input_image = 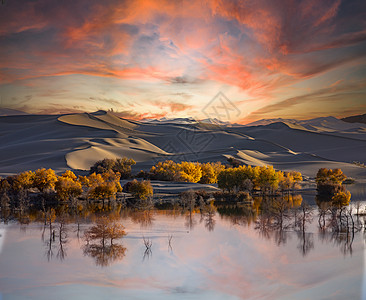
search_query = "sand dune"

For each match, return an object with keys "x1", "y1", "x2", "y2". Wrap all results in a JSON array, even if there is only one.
[{"x1": 0, "y1": 111, "x2": 365, "y2": 180}]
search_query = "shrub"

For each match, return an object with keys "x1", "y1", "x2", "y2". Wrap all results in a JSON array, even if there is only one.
[
  {"x1": 128, "y1": 179, "x2": 153, "y2": 200},
  {"x1": 122, "y1": 181, "x2": 133, "y2": 193},
  {"x1": 90, "y1": 157, "x2": 136, "y2": 178}
]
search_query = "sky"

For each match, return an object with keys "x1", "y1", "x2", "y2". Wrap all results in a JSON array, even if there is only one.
[{"x1": 0, "y1": 0, "x2": 365, "y2": 123}]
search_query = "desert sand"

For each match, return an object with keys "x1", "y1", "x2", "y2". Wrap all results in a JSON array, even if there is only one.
[{"x1": 0, "y1": 110, "x2": 366, "y2": 180}]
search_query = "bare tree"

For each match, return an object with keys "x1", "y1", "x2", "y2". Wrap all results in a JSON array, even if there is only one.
[
  {"x1": 168, "y1": 234, "x2": 173, "y2": 252},
  {"x1": 143, "y1": 236, "x2": 152, "y2": 261}
]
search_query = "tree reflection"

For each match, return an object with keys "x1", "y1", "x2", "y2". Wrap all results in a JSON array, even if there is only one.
[
  {"x1": 180, "y1": 190, "x2": 198, "y2": 231},
  {"x1": 43, "y1": 208, "x2": 56, "y2": 261},
  {"x1": 200, "y1": 201, "x2": 216, "y2": 232},
  {"x1": 83, "y1": 243, "x2": 126, "y2": 267},
  {"x1": 82, "y1": 216, "x2": 127, "y2": 267},
  {"x1": 253, "y1": 195, "x2": 316, "y2": 251},
  {"x1": 56, "y1": 217, "x2": 68, "y2": 261},
  {"x1": 296, "y1": 231, "x2": 314, "y2": 256},
  {"x1": 142, "y1": 236, "x2": 152, "y2": 261},
  {"x1": 129, "y1": 209, "x2": 154, "y2": 228}
]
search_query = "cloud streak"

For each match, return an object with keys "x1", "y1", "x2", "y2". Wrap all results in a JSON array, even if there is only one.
[{"x1": 0, "y1": 0, "x2": 365, "y2": 121}]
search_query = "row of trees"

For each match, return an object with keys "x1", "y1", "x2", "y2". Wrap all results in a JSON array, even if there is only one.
[
  {"x1": 149, "y1": 160, "x2": 225, "y2": 183},
  {"x1": 217, "y1": 165, "x2": 302, "y2": 195},
  {"x1": 89, "y1": 157, "x2": 229, "y2": 184},
  {"x1": 0, "y1": 168, "x2": 123, "y2": 204}
]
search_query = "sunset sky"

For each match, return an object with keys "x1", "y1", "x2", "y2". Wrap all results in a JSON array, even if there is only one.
[{"x1": 0, "y1": 0, "x2": 365, "y2": 123}]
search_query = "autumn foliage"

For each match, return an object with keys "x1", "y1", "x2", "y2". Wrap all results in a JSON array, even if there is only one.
[
  {"x1": 217, "y1": 165, "x2": 302, "y2": 195},
  {"x1": 150, "y1": 160, "x2": 225, "y2": 183},
  {"x1": 90, "y1": 157, "x2": 136, "y2": 179},
  {"x1": 316, "y1": 168, "x2": 348, "y2": 199},
  {"x1": 127, "y1": 179, "x2": 153, "y2": 200}
]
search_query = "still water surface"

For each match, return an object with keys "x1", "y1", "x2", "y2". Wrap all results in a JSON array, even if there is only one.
[{"x1": 0, "y1": 204, "x2": 364, "y2": 300}]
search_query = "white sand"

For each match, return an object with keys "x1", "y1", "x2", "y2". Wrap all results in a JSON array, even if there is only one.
[{"x1": 0, "y1": 111, "x2": 365, "y2": 180}]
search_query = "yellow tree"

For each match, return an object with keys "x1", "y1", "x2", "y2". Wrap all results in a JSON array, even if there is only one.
[
  {"x1": 102, "y1": 170, "x2": 123, "y2": 192},
  {"x1": 13, "y1": 170, "x2": 35, "y2": 191},
  {"x1": 257, "y1": 166, "x2": 280, "y2": 194},
  {"x1": 290, "y1": 171, "x2": 303, "y2": 183},
  {"x1": 33, "y1": 168, "x2": 58, "y2": 192},
  {"x1": 88, "y1": 183, "x2": 117, "y2": 204},
  {"x1": 279, "y1": 172, "x2": 294, "y2": 193},
  {"x1": 55, "y1": 175, "x2": 83, "y2": 201},
  {"x1": 329, "y1": 169, "x2": 346, "y2": 185},
  {"x1": 316, "y1": 168, "x2": 346, "y2": 185},
  {"x1": 114, "y1": 157, "x2": 136, "y2": 179},
  {"x1": 332, "y1": 191, "x2": 351, "y2": 209},
  {"x1": 78, "y1": 175, "x2": 90, "y2": 188},
  {"x1": 61, "y1": 170, "x2": 77, "y2": 181},
  {"x1": 178, "y1": 162, "x2": 202, "y2": 183},
  {"x1": 129, "y1": 179, "x2": 153, "y2": 200},
  {"x1": 199, "y1": 162, "x2": 225, "y2": 184},
  {"x1": 84, "y1": 172, "x2": 120, "y2": 205},
  {"x1": 87, "y1": 173, "x2": 104, "y2": 187},
  {"x1": 150, "y1": 160, "x2": 179, "y2": 181}
]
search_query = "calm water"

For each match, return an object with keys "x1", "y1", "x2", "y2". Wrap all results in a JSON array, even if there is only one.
[{"x1": 0, "y1": 204, "x2": 365, "y2": 300}]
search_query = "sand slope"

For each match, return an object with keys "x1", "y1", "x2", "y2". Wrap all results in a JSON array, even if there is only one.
[{"x1": 0, "y1": 111, "x2": 365, "y2": 179}]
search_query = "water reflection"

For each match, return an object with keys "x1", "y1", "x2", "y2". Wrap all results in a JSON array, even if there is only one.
[
  {"x1": 0, "y1": 194, "x2": 365, "y2": 300},
  {"x1": 142, "y1": 236, "x2": 152, "y2": 261},
  {"x1": 0, "y1": 188, "x2": 365, "y2": 265},
  {"x1": 296, "y1": 231, "x2": 314, "y2": 256},
  {"x1": 82, "y1": 216, "x2": 127, "y2": 267},
  {"x1": 130, "y1": 209, "x2": 155, "y2": 228}
]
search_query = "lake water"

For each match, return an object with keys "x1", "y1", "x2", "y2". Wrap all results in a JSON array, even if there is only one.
[{"x1": 0, "y1": 202, "x2": 365, "y2": 300}]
